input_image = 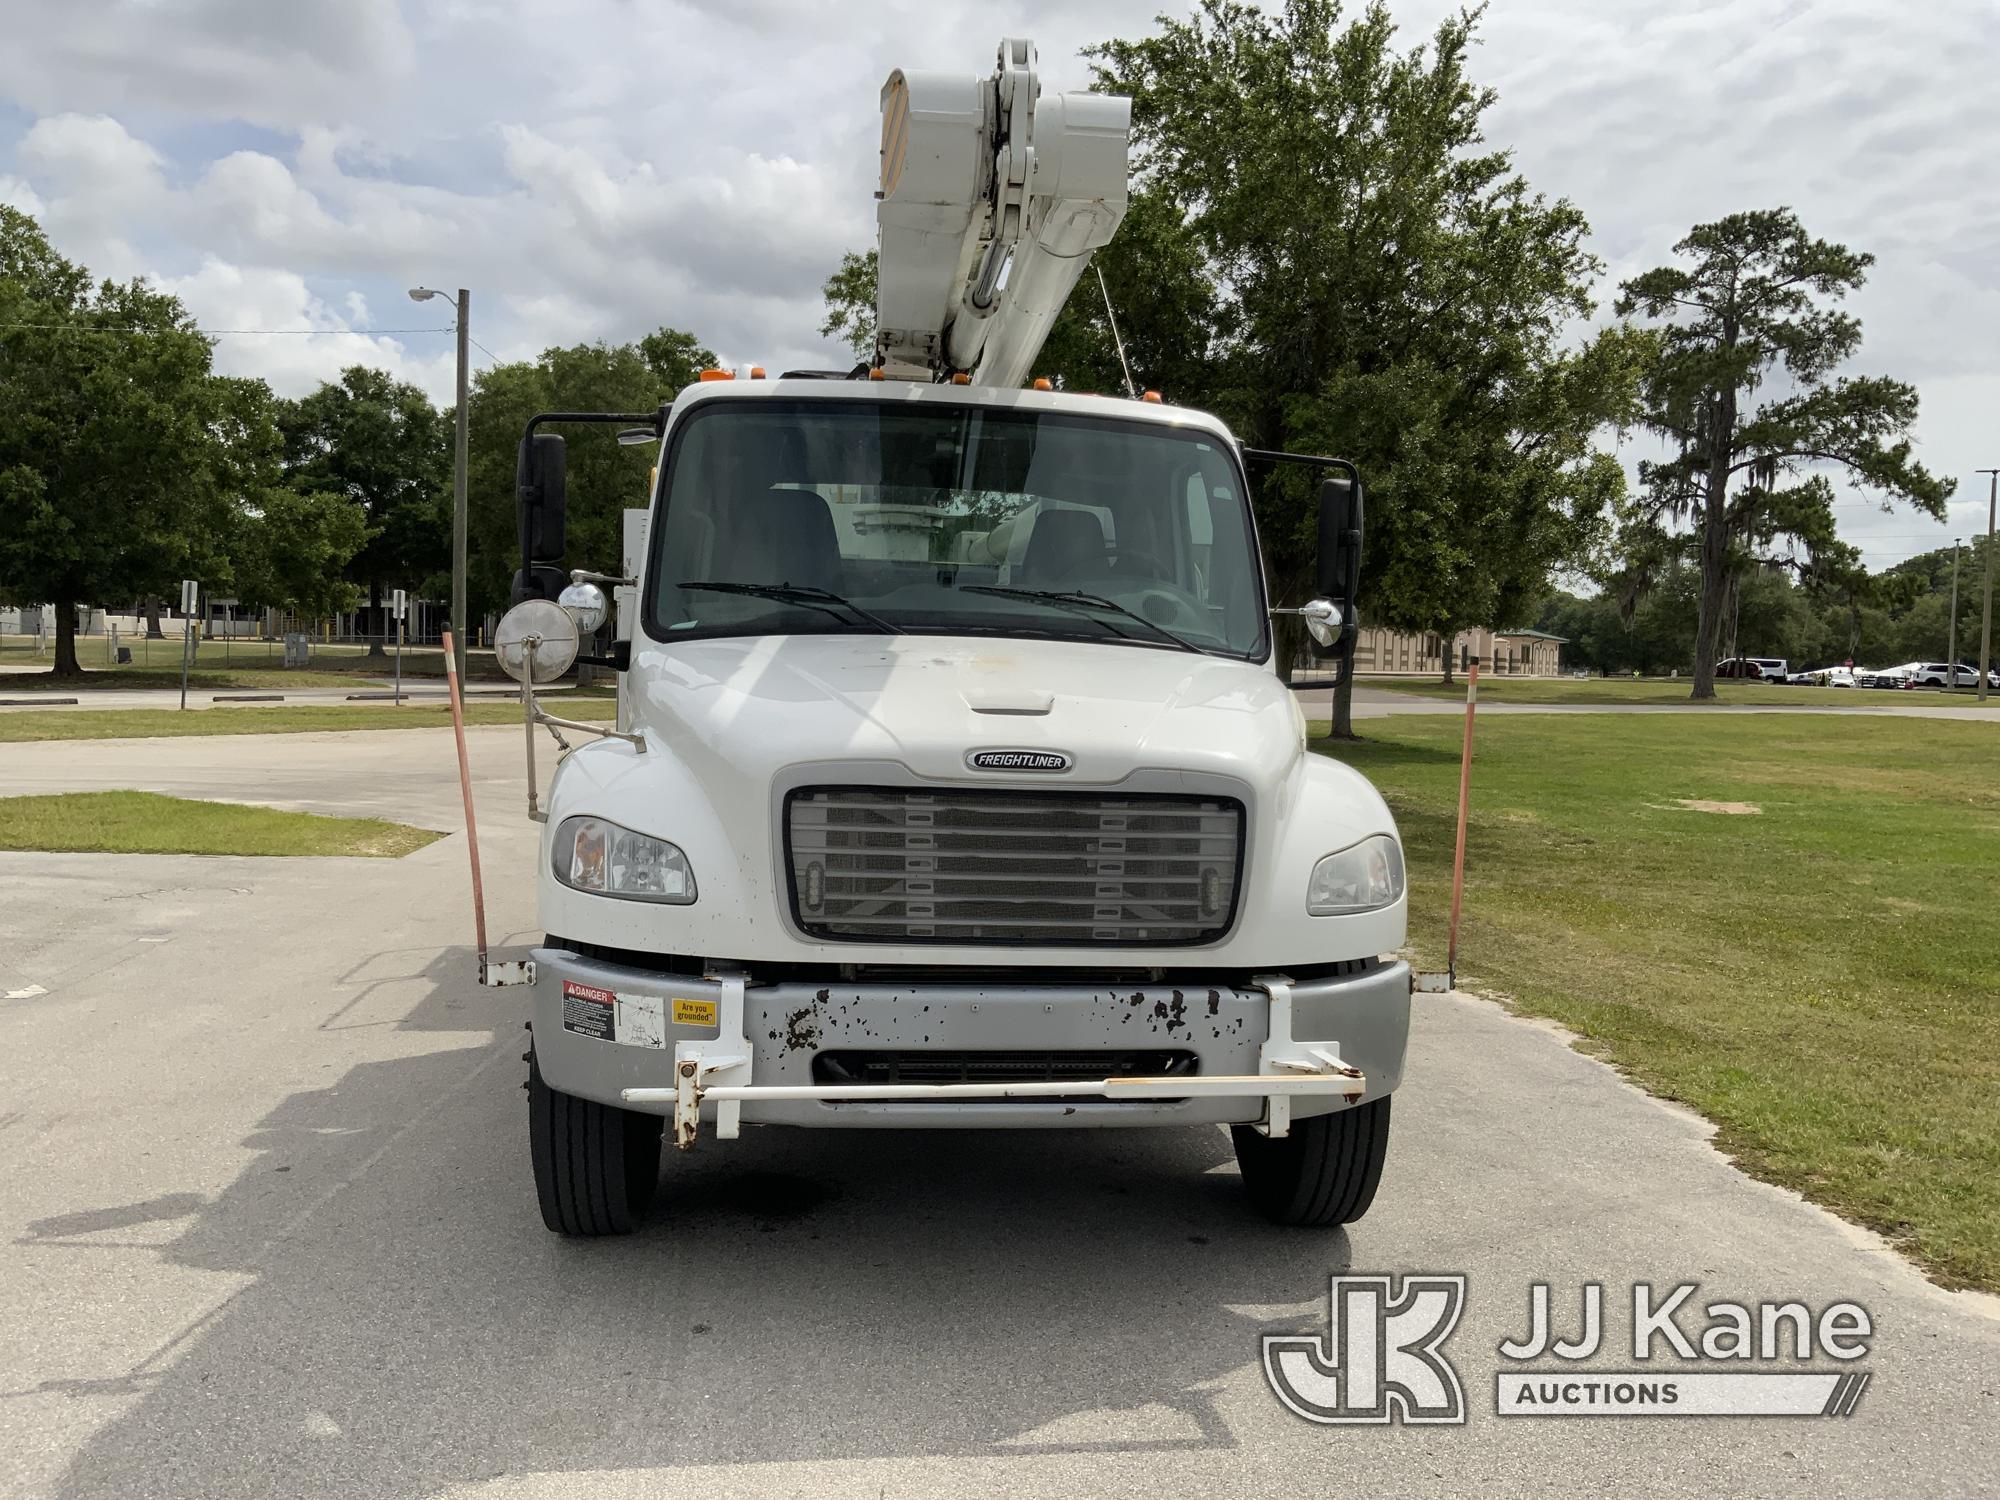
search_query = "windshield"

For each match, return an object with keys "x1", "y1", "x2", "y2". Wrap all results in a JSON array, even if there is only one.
[{"x1": 643, "y1": 398, "x2": 1268, "y2": 660}]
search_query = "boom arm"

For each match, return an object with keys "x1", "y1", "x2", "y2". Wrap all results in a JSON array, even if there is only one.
[{"x1": 874, "y1": 38, "x2": 1130, "y2": 387}]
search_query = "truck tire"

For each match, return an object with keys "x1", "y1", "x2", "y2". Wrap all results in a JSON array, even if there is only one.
[
  {"x1": 1232, "y1": 1096, "x2": 1391, "y2": 1227},
  {"x1": 527, "y1": 1048, "x2": 662, "y2": 1236}
]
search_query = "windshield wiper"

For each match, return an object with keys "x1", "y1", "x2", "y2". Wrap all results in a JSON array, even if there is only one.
[
  {"x1": 959, "y1": 585, "x2": 1202, "y2": 654},
  {"x1": 679, "y1": 580, "x2": 905, "y2": 634}
]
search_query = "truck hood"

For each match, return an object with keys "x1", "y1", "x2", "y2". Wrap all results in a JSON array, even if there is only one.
[{"x1": 627, "y1": 633, "x2": 1307, "y2": 797}]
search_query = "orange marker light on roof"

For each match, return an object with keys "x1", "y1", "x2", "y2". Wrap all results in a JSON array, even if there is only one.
[
  {"x1": 749, "y1": 365, "x2": 767, "y2": 380},
  {"x1": 699, "y1": 368, "x2": 733, "y2": 382},
  {"x1": 868, "y1": 367, "x2": 888, "y2": 381},
  {"x1": 950, "y1": 372, "x2": 970, "y2": 385},
  {"x1": 1141, "y1": 390, "x2": 1163, "y2": 403},
  {"x1": 1032, "y1": 377, "x2": 1053, "y2": 391}
]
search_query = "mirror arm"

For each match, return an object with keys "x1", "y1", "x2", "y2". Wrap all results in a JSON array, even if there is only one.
[
  {"x1": 517, "y1": 633, "x2": 646, "y2": 827},
  {"x1": 522, "y1": 668, "x2": 544, "y2": 823},
  {"x1": 536, "y1": 705, "x2": 643, "y2": 750}
]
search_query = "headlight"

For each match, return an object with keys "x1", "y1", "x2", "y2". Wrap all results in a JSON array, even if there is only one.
[
  {"x1": 1307, "y1": 835, "x2": 1404, "y2": 915},
  {"x1": 552, "y1": 816, "x2": 696, "y2": 903}
]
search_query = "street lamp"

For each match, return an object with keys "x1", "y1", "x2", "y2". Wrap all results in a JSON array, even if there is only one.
[
  {"x1": 411, "y1": 285, "x2": 470, "y2": 676},
  {"x1": 1977, "y1": 469, "x2": 1998, "y2": 704},
  {"x1": 1947, "y1": 538, "x2": 1961, "y2": 687}
]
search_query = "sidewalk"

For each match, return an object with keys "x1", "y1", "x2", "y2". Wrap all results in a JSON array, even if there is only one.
[{"x1": 0, "y1": 682, "x2": 568, "y2": 713}]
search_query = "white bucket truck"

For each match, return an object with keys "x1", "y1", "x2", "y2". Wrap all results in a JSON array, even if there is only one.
[{"x1": 488, "y1": 39, "x2": 1410, "y2": 1236}]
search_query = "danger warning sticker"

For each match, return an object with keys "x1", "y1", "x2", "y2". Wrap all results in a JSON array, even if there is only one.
[
  {"x1": 561, "y1": 980, "x2": 667, "y2": 1049},
  {"x1": 561, "y1": 981, "x2": 615, "y2": 1041}
]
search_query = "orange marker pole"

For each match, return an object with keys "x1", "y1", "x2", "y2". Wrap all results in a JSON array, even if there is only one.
[
  {"x1": 1446, "y1": 657, "x2": 1479, "y2": 985},
  {"x1": 442, "y1": 629, "x2": 490, "y2": 975}
]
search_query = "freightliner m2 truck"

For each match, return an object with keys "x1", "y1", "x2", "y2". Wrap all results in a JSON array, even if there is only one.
[{"x1": 489, "y1": 39, "x2": 1410, "y2": 1236}]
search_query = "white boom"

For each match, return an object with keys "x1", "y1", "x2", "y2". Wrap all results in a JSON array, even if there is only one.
[{"x1": 874, "y1": 37, "x2": 1131, "y2": 388}]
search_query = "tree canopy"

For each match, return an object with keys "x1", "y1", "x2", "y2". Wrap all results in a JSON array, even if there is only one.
[
  {"x1": 1092, "y1": 1, "x2": 1642, "y2": 715},
  {"x1": 0, "y1": 206, "x2": 243, "y2": 675},
  {"x1": 214, "y1": 377, "x2": 364, "y2": 618},
  {"x1": 279, "y1": 365, "x2": 450, "y2": 651},
  {"x1": 1614, "y1": 207, "x2": 1952, "y2": 699},
  {"x1": 465, "y1": 330, "x2": 714, "y2": 615}
]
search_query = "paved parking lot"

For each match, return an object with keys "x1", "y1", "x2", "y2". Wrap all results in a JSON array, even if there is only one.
[{"x1": 2, "y1": 729, "x2": 1996, "y2": 1497}]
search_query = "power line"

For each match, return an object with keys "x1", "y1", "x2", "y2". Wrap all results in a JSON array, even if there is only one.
[{"x1": 0, "y1": 320, "x2": 459, "y2": 336}]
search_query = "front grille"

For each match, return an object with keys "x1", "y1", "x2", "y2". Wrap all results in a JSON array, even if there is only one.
[
  {"x1": 785, "y1": 786, "x2": 1244, "y2": 945},
  {"x1": 813, "y1": 1049, "x2": 1199, "y2": 1086}
]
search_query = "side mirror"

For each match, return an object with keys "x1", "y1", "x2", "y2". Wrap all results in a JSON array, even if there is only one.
[
  {"x1": 517, "y1": 432, "x2": 568, "y2": 565},
  {"x1": 1316, "y1": 474, "x2": 1362, "y2": 608},
  {"x1": 494, "y1": 599, "x2": 579, "y2": 686}
]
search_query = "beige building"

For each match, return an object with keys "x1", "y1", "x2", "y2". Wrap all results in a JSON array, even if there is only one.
[{"x1": 1347, "y1": 625, "x2": 1566, "y2": 678}]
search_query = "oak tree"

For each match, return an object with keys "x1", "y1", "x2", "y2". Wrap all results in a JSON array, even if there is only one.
[
  {"x1": 278, "y1": 367, "x2": 450, "y2": 654},
  {"x1": 1616, "y1": 208, "x2": 1951, "y2": 699},
  {"x1": 0, "y1": 207, "x2": 231, "y2": 677}
]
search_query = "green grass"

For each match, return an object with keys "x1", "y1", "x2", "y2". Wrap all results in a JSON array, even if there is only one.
[
  {"x1": 1371, "y1": 675, "x2": 1997, "y2": 707},
  {"x1": 0, "y1": 697, "x2": 616, "y2": 743},
  {"x1": 1314, "y1": 713, "x2": 2000, "y2": 1291},
  {"x1": 0, "y1": 790, "x2": 440, "y2": 857}
]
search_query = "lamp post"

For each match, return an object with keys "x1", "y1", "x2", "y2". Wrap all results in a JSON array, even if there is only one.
[
  {"x1": 1978, "y1": 470, "x2": 1999, "y2": 704},
  {"x1": 1947, "y1": 539, "x2": 1961, "y2": 687},
  {"x1": 411, "y1": 286, "x2": 470, "y2": 677}
]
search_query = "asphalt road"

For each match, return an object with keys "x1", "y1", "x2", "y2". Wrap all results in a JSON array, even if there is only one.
[{"x1": 2, "y1": 729, "x2": 1996, "y2": 1498}]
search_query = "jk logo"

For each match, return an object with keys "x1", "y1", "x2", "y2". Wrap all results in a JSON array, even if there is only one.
[{"x1": 1264, "y1": 1274, "x2": 1467, "y2": 1425}]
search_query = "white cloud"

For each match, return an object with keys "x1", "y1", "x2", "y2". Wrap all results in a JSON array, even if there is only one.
[
  {"x1": 0, "y1": 175, "x2": 44, "y2": 218},
  {"x1": 0, "y1": 0, "x2": 414, "y2": 129},
  {"x1": 160, "y1": 258, "x2": 456, "y2": 399}
]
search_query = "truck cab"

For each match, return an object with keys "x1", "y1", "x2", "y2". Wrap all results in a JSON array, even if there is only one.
[{"x1": 496, "y1": 40, "x2": 1412, "y2": 1237}]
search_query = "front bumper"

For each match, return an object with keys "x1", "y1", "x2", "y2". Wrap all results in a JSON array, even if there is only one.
[{"x1": 527, "y1": 945, "x2": 1410, "y2": 1140}]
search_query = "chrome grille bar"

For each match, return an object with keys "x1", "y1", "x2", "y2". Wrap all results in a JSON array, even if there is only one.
[{"x1": 786, "y1": 786, "x2": 1243, "y2": 944}]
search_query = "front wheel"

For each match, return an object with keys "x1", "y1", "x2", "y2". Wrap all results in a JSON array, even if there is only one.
[
  {"x1": 528, "y1": 1048, "x2": 662, "y2": 1236},
  {"x1": 1232, "y1": 1096, "x2": 1391, "y2": 1227}
]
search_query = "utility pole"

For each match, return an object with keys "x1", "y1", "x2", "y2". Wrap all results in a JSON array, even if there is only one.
[
  {"x1": 410, "y1": 284, "x2": 472, "y2": 678},
  {"x1": 453, "y1": 288, "x2": 470, "y2": 680},
  {"x1": 1947, "y1": 539, "x2": 1961, "y2": 686},
  {"x1": 1979, "y1": 470, "x2": 1998, "y2": 704}
]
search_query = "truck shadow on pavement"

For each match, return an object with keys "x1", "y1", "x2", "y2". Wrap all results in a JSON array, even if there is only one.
[{"x1": 48, "y1": 944, "x2": 1362, "y2": 1499}]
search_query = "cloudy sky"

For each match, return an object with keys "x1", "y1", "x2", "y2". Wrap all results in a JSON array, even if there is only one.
[{"x1": 2, "y1": 0, "x2": 1995, "y2": 570}]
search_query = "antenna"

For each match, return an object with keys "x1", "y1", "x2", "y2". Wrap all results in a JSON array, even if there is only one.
[{"x1": 1096, "y1": 265, "x2": 1138, "y2": 399}]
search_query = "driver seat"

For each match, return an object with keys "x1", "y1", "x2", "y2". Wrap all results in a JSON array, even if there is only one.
[
  {"x1": 1019, "y1": 509, "x2": 1107, "y2": 589},
  {"x1": 712, "y1": 486, "x2": 844, "y2": 592}
]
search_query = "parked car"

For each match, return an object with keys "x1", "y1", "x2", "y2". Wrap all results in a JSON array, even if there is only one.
[
  {"x1": 1857, "y1": 663, "x2": 1918, "y2": 689},
  {"x1": 1906, "y1": 662, "x2": 1981, "y2": 689},
  {"x1": 1787, "y1": 665, "x2": 1858, "y2": 687},
  {"x1": 1714, "y1": 657, "x2": 1770, "y2": 679}
]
